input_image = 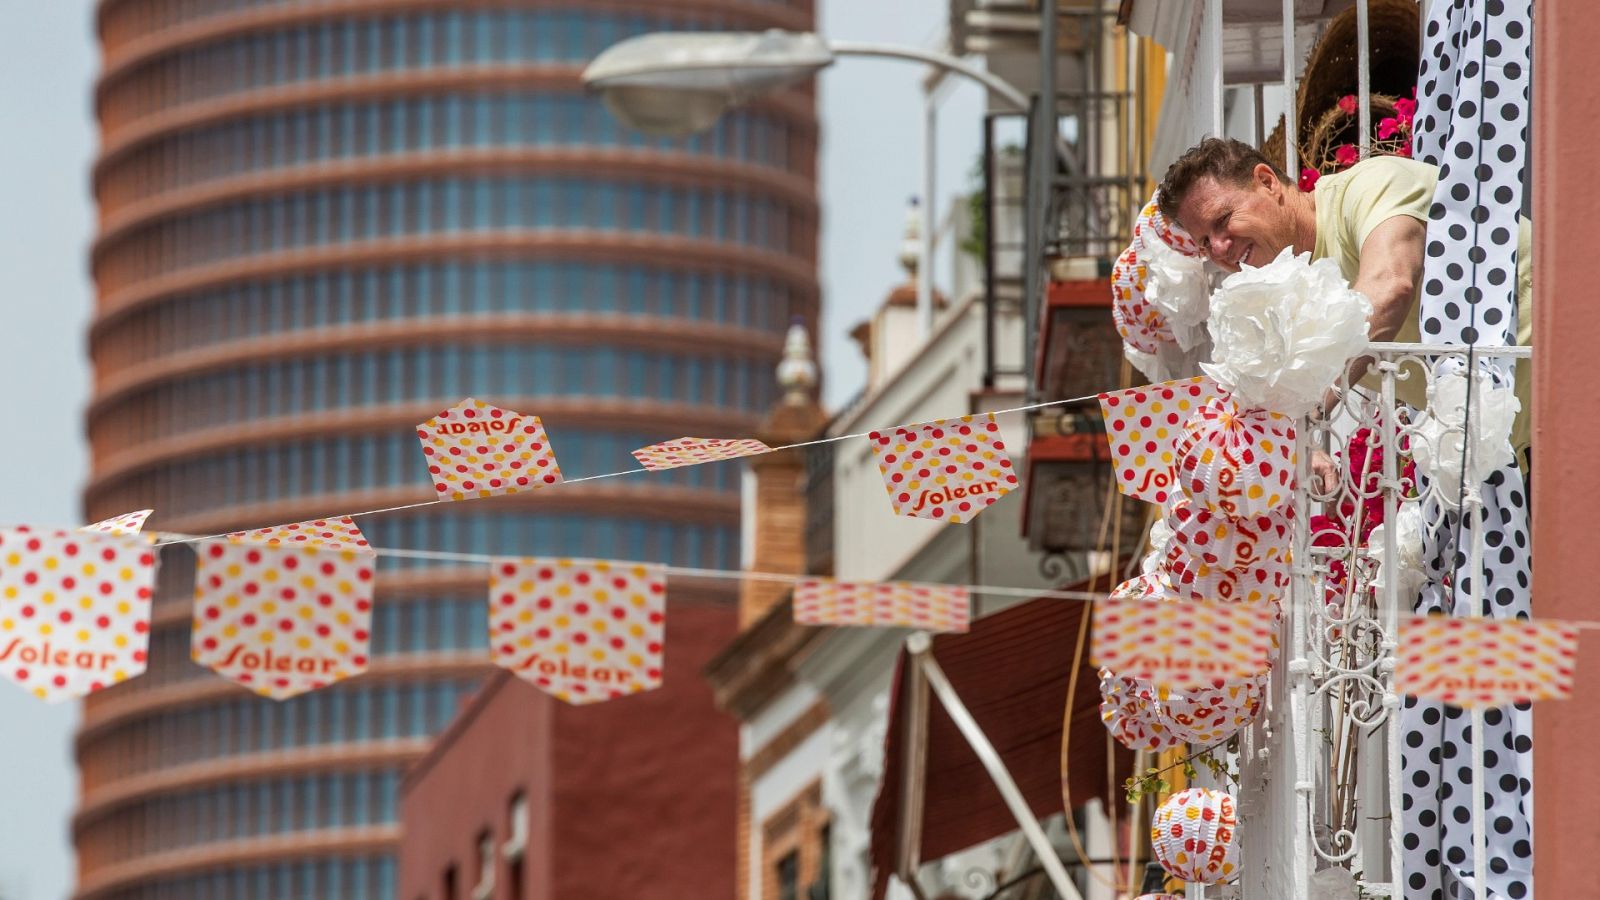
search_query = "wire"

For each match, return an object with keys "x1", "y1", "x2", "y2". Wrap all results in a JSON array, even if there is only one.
[{"x1": 150, "y1": 391, "x2": 1105, "y2": 550}]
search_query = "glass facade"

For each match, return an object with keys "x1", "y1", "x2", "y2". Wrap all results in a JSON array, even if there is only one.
[{"x1": 82, "y1": 1, "x2": 815, "y2": 897}]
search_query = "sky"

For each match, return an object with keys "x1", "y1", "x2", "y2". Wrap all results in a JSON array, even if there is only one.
[{"x1": 0, "y1": 1, "x2": 982, "y2": 896}]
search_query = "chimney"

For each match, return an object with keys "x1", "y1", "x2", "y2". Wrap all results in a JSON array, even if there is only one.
[
  {"x1": 739, "y1": 321, "x2": 828, "y2": 627},
  {"x1": 850, "y1": 198, "x2": 947, "y2": 391}
]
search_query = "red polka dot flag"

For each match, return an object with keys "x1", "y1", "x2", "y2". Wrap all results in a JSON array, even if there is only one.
[
  {"x1": 417, "y1": 397, "x2": 563, "y2": 502},
  {"x1": 1096, "y1": 376, "x2": 1217, "y2": 505},
  {"x1": 631, "y1": 437, "x2": 772, "y2": 471},
  {"x1": 1091, "y1": 598, "x2": 1275, "y2": 691},
  {"x1": 792, "y1": 578, "x2": 970, "y2": 633},
  {"x1": 78, "y1": 509, "x2": 153, "y2": 536},
  {"x1": 191, "y1": 517, "x2": 376, "y2": 700},
  {"x1": 1397, "y1": 617, "x2": 1579, "y2": 708},
  {"x1": 489, "y1": 557, "x2": 666, "y2": 706},
  {"x1": 867, "y1": 414, "x2": 1017, "y2": 524},
  {"x1": 0, "y1": 526, "x2": 158, "y2": 702}
]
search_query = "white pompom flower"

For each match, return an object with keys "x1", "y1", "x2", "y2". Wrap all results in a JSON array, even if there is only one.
[
  {"x1": 1141, "y1": 237, "x2": 1211, "y2": 352},
  {"x1": 1201, "y1": 247, "x2": 1372, "y2": 417},
  {"x1": 1411, "y1": 368, "x2": 1520, "y2": 503}
]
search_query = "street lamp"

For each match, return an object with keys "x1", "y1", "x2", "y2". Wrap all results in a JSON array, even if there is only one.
[{"x1": 583, "y1": 30, "x2": 1033, "y2": 340}]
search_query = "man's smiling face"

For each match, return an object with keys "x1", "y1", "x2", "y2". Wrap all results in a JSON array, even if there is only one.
[{"x1": 1172, "y1": 165, "x2": 1299, "y2": 273}]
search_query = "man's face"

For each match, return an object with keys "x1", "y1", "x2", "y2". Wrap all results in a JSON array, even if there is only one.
[{"x1": 1172, "y1": 166, "x2": 1298, "y2": 272}]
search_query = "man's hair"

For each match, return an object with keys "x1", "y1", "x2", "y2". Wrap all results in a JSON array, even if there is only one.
[{"x1": 1157, "y1": 138, "x2": 1290, "y2": 222}]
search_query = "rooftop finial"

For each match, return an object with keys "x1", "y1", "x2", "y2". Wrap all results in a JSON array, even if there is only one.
[{"x1": 776, "y1": 319, "x2": 817, "y2": 405}]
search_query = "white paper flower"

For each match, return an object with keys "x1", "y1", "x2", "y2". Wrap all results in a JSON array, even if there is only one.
[
  {"x1": 1124, "y1": 338, "x2": 1212, "y2": 383},
  {"x1": 1142, "y1": 237, "x2": 1211, "y2": 351},
  {"x1": 1368, "y1": 502, "x2": 1426, "y2": 599},
  {"x1": 1411, "y1": 368, "x2": 1520, "y2": 503},
  {"x1": 1200, "y1": 247, "x2": 1372, "y2": 417}
]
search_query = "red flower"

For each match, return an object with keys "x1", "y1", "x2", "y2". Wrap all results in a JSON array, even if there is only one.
[
  {"x1": 1299, "y1": 167, "x2": 1321, "y2": 191},
  {"x1": 1334, "y1": 144, "x2": 1360, "y2": 168},
  {"x1": 1394, "y1": 96, "x2": 1417, "y2": 122},
  {"x1": 1377, "y1": 117, "x2": 1402, "y2": 141},
  {"x1": 1338, "y1": 94, "x2": 1359, "y2": 116}
]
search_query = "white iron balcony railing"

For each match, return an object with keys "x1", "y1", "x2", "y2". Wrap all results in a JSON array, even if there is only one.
[{"x1": 1234, "y1": 341, "x2": 1533, "y2": 900}]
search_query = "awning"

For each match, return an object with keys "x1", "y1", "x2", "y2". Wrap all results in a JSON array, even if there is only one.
[{"x1": 868, "y1": 591, "x2": 1133, "y2": 898}]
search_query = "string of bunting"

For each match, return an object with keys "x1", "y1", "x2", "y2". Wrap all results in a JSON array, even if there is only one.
[{"x1": 0, "y1": 392, "x2": 1586, "y2": 709}]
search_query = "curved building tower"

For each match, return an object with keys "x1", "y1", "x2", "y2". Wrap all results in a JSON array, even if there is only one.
[{"x1": 77, "y1": 2, "x2": 818, "y2": 897}]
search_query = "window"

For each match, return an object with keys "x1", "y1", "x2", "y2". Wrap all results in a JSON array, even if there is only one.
[
  {"x1": 473, "y1": 829, "x2": 496, "y2": 899},
  {"x1": 775, "y1": 853, "x2": 798, "y2": 900},
  {"x1": 441, "y1": 863, "x2": 458, "y2": 900}
]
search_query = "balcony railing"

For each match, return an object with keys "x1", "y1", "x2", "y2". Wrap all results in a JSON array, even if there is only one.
[{"x1": 1236, "y1": 340, "x2": 1533, "y2": 899}]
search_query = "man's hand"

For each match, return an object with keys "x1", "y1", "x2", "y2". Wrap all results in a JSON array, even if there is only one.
[{"x1": 1311, "y1": 450, "x2": 1339, "y2": 494}]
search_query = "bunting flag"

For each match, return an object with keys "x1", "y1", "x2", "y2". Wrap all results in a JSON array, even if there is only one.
[
  {"x1": 489, "y1": 557, "x2": 665, "y2": 705},
  {"x1": 0, "y1": 527, "x2": 158, "y2": 701},
  {"x1": 792, "y1": 578, "x2": 970, "y2": 632},
  {"x1": 1098, "y1": 377, "x2": 1216, "y2": 505},
  {"x1": 868, "y1": 414, "x2": 1017, "y2": 523},
  {"x1": 1091, "y1": 598, "x2": 1275, "y2": 690},
  {"x1": 1397, "y1": 617, "x2": 1579, "y2": 707},
  {"x1": 79, "y1": 509, "x2": 153, "y2": 536},
  {"x1": 417, "y1": 397, "x2": 562, "y2": 501},
  {"x1": 632, "y1": 437, "x2": 772, "y2": 471},
  {"x1": 191, "y1": 518, "x2": 376, "y2": 699}
]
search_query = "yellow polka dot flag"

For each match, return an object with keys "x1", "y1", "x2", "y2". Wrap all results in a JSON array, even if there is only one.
[
  {"x1": 191, "y1": 518, "x2": 376, "y2": 700},
  {"x1": 0, "y1": 526, "x2": 159, "y2": 702},
  {"x1": 489, "y1": 557, "x2": 666, "y2": 705},
  {"x1": 1397, "y1": 616, "x2": 1579, "y2": 707},
  {"x1": 1097, "y1": 376, "x2": 1217, "y2": 505},
  {"x1": 1092, "y1": 598, "x2": 1275, "y2": 690},
  {"x1": 417, "y1": 397, "x2": 563, "y2": 501},
  {"x1": 867, "y1": 414, "x2": 1018, "y2": 524}
]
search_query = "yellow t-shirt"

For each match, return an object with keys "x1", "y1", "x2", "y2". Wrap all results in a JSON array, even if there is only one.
[{"x1": 1311, "y1": 156, "x2": 1533, "y2": 453}]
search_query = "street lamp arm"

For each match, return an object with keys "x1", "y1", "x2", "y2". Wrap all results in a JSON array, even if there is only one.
[{"x1": 825, "y1": 41, "x2": 1031, "y2": 112}]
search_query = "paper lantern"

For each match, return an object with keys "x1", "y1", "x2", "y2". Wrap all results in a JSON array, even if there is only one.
[
  {"x1": 1133, "y1": 191, "x2": 1203, "y2": 258},
  {"x1": 1100, "y1": 669, "x2": 1264, "y2": 751},
  {"x1": 1112, "y1": 244, "x2": 1172, "y2": 355},
  {"x1": 1109, "y1": 572, "x2": 1174, "y2": 603},
  {"x1": 1099, "y1": 669, "x2": 1185, "y2": 752},
  {"x1": 1163, "y1": 540, "x2": 1291, "y2": 605},
  {"x1": 1167, "y1": 499, "x2": 1292, "y2": 572},
  {"x1": 1161, "y1": 675, "x2": 1266, "y2": 744},
  {"x1": 1151, "y1": 788, "x2": 1239, "y2": 885},
  {"x1": 1176, "y1": 396, "x2": 1297, "y2": 518}
]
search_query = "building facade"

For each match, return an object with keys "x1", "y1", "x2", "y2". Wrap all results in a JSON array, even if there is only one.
[{"x1": 76, "y1": 1, "x2": 818, "y2": 897}]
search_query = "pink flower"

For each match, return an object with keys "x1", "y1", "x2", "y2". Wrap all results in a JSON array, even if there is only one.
[
  {"x1": 1298, "y1": 167, "x2": 1321, "y2": 191},
  {"x1": 1334, "y1": 144, "x2": 1360, "y2": 167},
  {"x1": 1377, "y1": 117, "x2": 1401, "y2": 140},
  {"x1": 1396, "y1": 142, "x2": 1413, "y2": 159},
  {"x1": 1338, "y1": 94, "x2": 1359, "y2": 116},
  {"x1": 1394, "y1": 96, "x2": 1417, "y2": 122}
]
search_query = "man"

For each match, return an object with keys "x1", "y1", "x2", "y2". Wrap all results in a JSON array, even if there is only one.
[{"x1": 1155, "y1": 137, "x2": 1532, "y2": 484}]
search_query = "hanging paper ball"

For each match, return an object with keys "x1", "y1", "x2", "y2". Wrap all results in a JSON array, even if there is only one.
[
  {"x1": 1167, "y1": 498, "x2": 1293, "y2": 572},
  {"x1": 1099, "y1": 669, "x2": 1185, "y2": 752},
  {"x1": 1112, "y1": 244, "x2": 1173, "y2": 355},
  {"x1": 1110, "y1": 571, "x2": 1174, "y2": 603},
  {"x1": 1133, "y1": 190, "x2": 1204, "y2": 258},
  {"x1": 1160, "y1": 675, "x2": 1266, "y2": 744},
  {"x1": 1163, "y1": 539, "x2": 1291, "y2": 605},
  {"x1": 1100, "y1": 669, "x2": 1264, "y2": 751},
  {"x1": 1151, "y1": 788, "x2": 1240, "y2": 885},
  {"x1": 1176, "y1": 396, "x2": 1297, "y2": 518}
]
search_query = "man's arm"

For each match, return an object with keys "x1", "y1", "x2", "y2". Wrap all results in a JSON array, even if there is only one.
[
  {"x1": 1352, "y1": 215, "x2": 1426, "y2": 343},
  {"x1": 1313, "y1": 216, "x2": 1426, "y2": 493}
]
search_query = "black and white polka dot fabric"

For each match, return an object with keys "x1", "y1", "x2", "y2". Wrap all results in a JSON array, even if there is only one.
[{"x1": 1404, "y1": 1, "x2": 1533, "y2": 898}]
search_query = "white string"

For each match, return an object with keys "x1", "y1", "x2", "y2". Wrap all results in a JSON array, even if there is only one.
[{"x1": 150, "y1": 392, "x2": 1102, "y2": 549}]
